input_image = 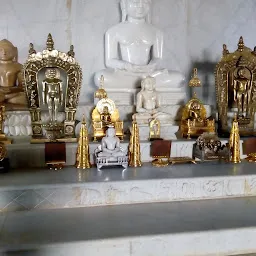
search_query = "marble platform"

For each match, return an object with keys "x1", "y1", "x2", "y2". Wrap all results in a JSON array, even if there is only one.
[
  {"x1": 0, "y1": 162, "x2": 256, "y2": 213},
  {"x1": 1, "y1": 197, "x2": 256, "y2": 255},
  {"x1": 6, "y1": 137, "x2": 246, "y2": 169}
]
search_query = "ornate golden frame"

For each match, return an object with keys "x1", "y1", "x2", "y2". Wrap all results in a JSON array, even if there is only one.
[
  {"x1": 23, "y1": 34, "x2": 82, "y2": 142},
  {"x1": 215, "y1": 36, "x2": 256, "y2": 135}
]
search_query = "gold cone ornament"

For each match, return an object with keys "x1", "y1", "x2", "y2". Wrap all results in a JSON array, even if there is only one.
[
  {"x1": 229, "y1": 115, "x2": 241, "y2": 164},
  {"x1": 128, "y1": 121, "x2": 142, "y2": 167},
  {"x1": 76, "y1": 116, "x2": 91, "y2": 169}
]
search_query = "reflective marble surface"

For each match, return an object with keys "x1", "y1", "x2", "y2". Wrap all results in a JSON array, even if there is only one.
[
  {"x1": 1, "y1": 197, "x2": 256, "y2": 255},
  {"x1": 0, "y1": 162, "x2": 254, "y2": 189}
]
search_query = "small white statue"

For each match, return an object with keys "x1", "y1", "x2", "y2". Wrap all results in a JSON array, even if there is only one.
[
  {"x1": 98, "y1": 127, "x2": 126, "y2": 157},
  {"x1": 94, "y1": 0, "x2": 184, "y2": 90},
  {"x1": 133, "y1": 76, "x2": 172, "y2": 124}
]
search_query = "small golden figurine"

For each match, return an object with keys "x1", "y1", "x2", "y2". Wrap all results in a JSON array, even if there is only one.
[
  {"x1": 0, "y1": 106, "x2": 11, "y2": 144},
  {"x1": 76, "y1": 116, "x2": 91, "y2": 169},
  {"x1": 149, "y1": 118, "x2": 161, "y2": 141},
  {"x1": 180, "y1": 93, "x2": 215, "y2": 138},
  {"x1": 128, "y1": 121, "x2": 142, "y2": 167},
  {"x1": 229, "y1": 115, "x2": 241, "y2": 164},
  {"x1": 92, "y1": 88, "x2": 124, "y2": 142},
  {"x1": 189, "y1": 68, "x2": 201, "y2": 87}
]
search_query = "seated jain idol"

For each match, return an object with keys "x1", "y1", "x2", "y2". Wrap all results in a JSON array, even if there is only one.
[{"x1": 94, "y1": 0, "x2": 185, "y2": 105}]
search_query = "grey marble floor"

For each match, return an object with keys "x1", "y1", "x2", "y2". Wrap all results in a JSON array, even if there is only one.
[
  {"x1": 0, "y1": 162, "x2": 255, "y2": 189},
  {"x1": 1, "y1": 196, "x2": 256, "y2": 252}
]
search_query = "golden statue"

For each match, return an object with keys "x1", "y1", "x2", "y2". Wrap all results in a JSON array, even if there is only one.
[
  {"x1": 215, "y1": 36, "x2": 256, "y2": 136},
  {"x1": 229, "y1": 115, "x2": 241, "y2": 163},
  {"x1": 149, "y1": 118, "x2": 161, "y2": 140},
  {"x1": 180, "y1": 93, "x2": 215, "y2": 138},
  {"x1": 76, "y1": 116, "x2": 91, "y2": 169},
  {"x1": 42, "y1": 68, "x2": 63, "y2": 122},
  {"x1": 0, "y1": 39, "x2": 27, "y2": 109},
  {"x1": 92, "y1": 97, "x2": 124, "y2": 142},
  {"x1": 23, "y1": 34, "x2": 82, "y2": 142},
  {"x1": 128, "y1": 121, "x2": 142, "y2": 167}
]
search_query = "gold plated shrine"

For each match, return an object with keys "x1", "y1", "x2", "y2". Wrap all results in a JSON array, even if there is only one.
[
  {"x1": 180, "y1": 93, "x2": 215, "y2": 138},
  {"x1": 91, "y1": 96, "x2": 124, "y2": 142},
  {"x1": 128, "y1": 121, "x2": 142, "y2": 167},
  {"x1": 76, "y1": 116, "x2": 91, "y2": 169},
  {"x1": 215, "y1": 36, "x2": 256, "y2": 136},
  {"x1": 229, "y1": 115, "x2": 241, "y2": 164},
  {"x1": 23, "y1": 34, "x2": 82, "y2": 143}
]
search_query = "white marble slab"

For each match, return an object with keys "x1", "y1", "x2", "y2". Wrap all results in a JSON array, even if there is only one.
[
  {"x1": 0, "y1": 163, "x2": 256, "y2": 212},
  {"x1": 1, "y1": 197, "x2": 256, "y2": 255}
]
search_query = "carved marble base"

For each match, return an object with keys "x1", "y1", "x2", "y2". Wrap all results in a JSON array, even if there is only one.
[
  {"x1": 104, "y1": 88, "x2": 186, "y2": 106},
  {"x1": 137, "y1": 123, "x2": 179, "y2": 141}
]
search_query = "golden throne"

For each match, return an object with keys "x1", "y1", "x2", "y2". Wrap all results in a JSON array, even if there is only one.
[
  {"x1": 215, "y1": 36, "x2": 256, "y2": 136},
  {"x1": 180, "y1": 94, "x2": 215, "y2": 138},
  {"x1": 23, "y1": 34, "x2": 82, "y2": 143},
  {"x1": 92, "y1": 97, "x2": 124, "y2": 141}
]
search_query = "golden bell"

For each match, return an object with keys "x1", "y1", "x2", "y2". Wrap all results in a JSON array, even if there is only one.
[
  {"x1": 128, "y1": 121, "x2": 142, "y2": 167},
  {"x1": 189, "y1": 68, "x2": 201, "y2": 87},
  {"x1": 76, "y1": 116, "x2": 91, "y2": 169}
]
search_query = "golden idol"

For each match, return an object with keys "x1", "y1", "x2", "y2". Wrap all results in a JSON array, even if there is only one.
[
  {"x1": 215, "y1": 36, "x2": 256, "y2": 136},
  {"x1": 23, "y1": 34, "x2": 82, "y2": 143}
]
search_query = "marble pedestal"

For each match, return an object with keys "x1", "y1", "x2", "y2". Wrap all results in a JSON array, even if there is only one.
[
  {"x1": 137, "y1": 123, "x2": 179, "y2": 141},
  {"x1": 105, "y1": 87, "x2": 186, "y2": 106}
]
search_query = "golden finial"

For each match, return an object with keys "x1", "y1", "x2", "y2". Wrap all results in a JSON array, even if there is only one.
[
  {"x1": 222, "y1": 44, "x2": 229, "y2": 56},
  {"x1": 229, "y1": 114, "x2": 241, "y2": 164},
  {"x1": 237, "y1": 36, "x2": 244, "y2": 52},
  {"x1": 76, "y1": 115, "x2": 91, "y2": 169},
  {"x1": 46, "y1": 33, "x2": 54, "y2": 51},
  {"x1": 94, "y1": 75, "x2": 108, "y2": 100},
  {"x1": 68, "y1": 45, "x2": 75, "y2": 57},
  {"x1": 128, "y1": 121, "x2": 142, "y2": 167},
  {"x1": 189, "y1": 68, "x2": 201, "y2": 87},
  {"x1": 29, "y1": 43, "x2": 36, "y2": 55}
]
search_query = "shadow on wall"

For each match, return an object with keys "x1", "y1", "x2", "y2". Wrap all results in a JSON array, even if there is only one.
[{"x1": 186, "y1": 51, "x2": 217, "y2": 112}]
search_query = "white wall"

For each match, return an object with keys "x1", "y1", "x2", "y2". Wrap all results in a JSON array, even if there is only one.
[{"x1": 1, "y1": 0, "x2": 256, "y2": 105}]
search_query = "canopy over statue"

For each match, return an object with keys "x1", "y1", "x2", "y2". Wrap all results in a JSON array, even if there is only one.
[{"x1": 94, "y1": 0, "x2": 185, "y2": 92}]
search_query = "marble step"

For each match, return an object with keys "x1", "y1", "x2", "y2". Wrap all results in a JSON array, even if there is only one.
[
  {"x1": 1, "y1": 197, "x2": 256, "y2": 255},
  {"x1": 1, "y1": 162, "x2": 256, "y2": 213}
]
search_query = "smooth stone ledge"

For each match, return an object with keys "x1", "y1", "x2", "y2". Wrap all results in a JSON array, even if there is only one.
[
  {"x1": 5, "y1": 138, "x2": 247, "y2": 168},
  {"x1": 1, "y1": 197, "x2": 256, "y2": 255},
  {"x1": 0, "y1": 163, "x2": 256, "y2": 212}
]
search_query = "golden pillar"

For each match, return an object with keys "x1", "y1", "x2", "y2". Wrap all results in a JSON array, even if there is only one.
[
  {"x1": 128, "y1": 121, "x2": 142, "y2": 167},
  {"x1": 76, "y1": 116, "x2": 91, "y2": 169},
  {"x1": 229, "y1": 115, "x2": 241, "y2": 164}
]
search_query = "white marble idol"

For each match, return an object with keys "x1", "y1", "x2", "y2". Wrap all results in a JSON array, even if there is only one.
[
  {"x1": 98, "y1": 127, "x2": 126, "y2": 157},
  {"x1": 94, "y1": 0, "x2": 185, "y2": 90},
  {"x1": 133, "y1": 76, "x2": 172, "y2": 124}
]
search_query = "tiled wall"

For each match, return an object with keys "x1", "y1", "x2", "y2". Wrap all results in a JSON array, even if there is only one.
[{"x1": 1, "y1": 0, "x2": 256, "y2": 104}]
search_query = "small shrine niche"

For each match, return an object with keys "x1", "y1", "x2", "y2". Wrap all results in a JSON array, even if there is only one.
[
  {"x1": 215, "y1": 36, "x2": 256, "y2": 136},
  {"x1": 23, "y1": 34, "x2": 82, "y2": 142}
]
